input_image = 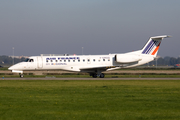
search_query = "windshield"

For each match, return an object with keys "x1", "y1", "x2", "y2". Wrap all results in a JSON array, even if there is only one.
[{"x1": 25, "y1": 58, "x2": 30, "y2": 62}]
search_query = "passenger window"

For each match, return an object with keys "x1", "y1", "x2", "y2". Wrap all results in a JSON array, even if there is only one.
[
  {"x1": 68, "y1": 60, "x2": 70, "y2": 62},
  {"x1": 56, "y1": 60, "x2": 58, "y2": 62},
  {"x1": 93, "y1": 59, "x2": 95, "y2": 62},
  {"x1": 46, "y1": 60, "x2": 48, "y2": 62},
  {"x1": 64, "y1": 60, "x2": 66, "y2": 62},
  {"x1": 73, "y1": 60, "x2": 75, "y2": 62},
  {"x1": 60, "y1": 60, "x2": 62, "y2": 62},
  {"x1": 83, "y1": 59, "x2": 85, "y2": 62},
  {"x1": 78, "y1": 60, "x2": 80, "y2": 62},
  {"x1": 51, "y1": 60, "x2": 53, "y2": 62},
  {"x1": 103, "y1": 59, "x2": 105, "y2": 61}
]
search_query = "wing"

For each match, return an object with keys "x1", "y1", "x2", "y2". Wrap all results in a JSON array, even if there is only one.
[{"x1": 79, "y1": 65, "x2": 118, "y2": 73}]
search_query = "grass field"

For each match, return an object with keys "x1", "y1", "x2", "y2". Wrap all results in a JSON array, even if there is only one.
[
  {"x1": 0, "y1": 80, "x2": 180, "y2": 120},
  {"x1": 1, "y1": 74, "x2": 180, "y2": 78}
]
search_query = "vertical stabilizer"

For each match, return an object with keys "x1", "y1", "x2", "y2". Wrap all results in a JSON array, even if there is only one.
[{"x1": 141, "y1": 35, "x2": 170, "y2": 56}]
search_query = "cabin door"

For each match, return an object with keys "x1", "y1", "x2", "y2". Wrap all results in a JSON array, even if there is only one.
[{"x1": 37, "y1": 57, "x2": 43, "y2": 69}]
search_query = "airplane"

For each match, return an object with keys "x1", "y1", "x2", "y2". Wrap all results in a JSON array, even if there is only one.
[{"x1": 8, "y1": 35, "x2": 170, "y2": 78}]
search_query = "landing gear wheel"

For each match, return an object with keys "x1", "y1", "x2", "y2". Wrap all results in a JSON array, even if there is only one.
[
  {"x1": 20, "y1": 74, "x2": 24, "y2": 78},
  {"x1": 100, "y1": 73, "x2": 105, "y2": 78},
  {"x1": 92, "y1": 73, "x2": 97, "y2": 78}
]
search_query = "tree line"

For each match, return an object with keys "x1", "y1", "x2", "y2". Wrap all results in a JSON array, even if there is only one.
[
  {"x1": 148, "y1": 56, "x2": 180, "y2": 66},
  {"x1": 0, "y1": 55, "x2": 26, "y2": 66},
  {"x1": 0, "y1": 55, "x2": 179, "y2": 66}
]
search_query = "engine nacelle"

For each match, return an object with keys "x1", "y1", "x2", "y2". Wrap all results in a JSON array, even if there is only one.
[{"x1": 115, "y1": 54, "x2": 142, "y2": 63}]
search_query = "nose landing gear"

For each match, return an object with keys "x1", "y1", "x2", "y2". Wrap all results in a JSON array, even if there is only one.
[{"x1": 19, "y1": 73, "x2": 24, "y2": 78}]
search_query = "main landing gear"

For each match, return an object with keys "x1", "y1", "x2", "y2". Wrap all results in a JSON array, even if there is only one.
[{"x1": 90, "y1": 73, "x2": 105, "y2": 78}]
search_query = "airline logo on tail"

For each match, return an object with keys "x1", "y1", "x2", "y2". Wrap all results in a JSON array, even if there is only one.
[{"x1": 142, "y1": 39, "x2": 161, "y2": 55}]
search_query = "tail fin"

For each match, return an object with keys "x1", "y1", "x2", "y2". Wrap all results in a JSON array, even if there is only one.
[{"x1": 141, "y1": 35, "x2": 170, "y2": 56}]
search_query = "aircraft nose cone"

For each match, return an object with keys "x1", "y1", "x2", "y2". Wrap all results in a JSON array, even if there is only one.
[
  {"x1": 8, "y1": 65, "x2": 17, "y2": 70},
  {"x1": 8, "y1": 66, "x2": 13, "y2": 70}
]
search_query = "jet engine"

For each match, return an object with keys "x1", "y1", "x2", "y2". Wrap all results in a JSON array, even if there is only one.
[{"x1": 114, "y1": 54, "x2": 142, "y2": 63}]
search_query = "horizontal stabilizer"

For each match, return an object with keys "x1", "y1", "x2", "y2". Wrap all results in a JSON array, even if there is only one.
[{"x1": 151, "y1": 35, "x2": 171, "y2": 40}]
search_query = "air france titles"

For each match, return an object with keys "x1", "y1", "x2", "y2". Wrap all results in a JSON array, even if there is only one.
[{"x1": 46, "y1": 57, "x2": 80, "y2": 65}]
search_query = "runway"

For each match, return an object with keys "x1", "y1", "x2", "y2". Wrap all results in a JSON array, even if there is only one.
[{"x1": 1, "y1": 77, "x2": 180, "y2": 80}]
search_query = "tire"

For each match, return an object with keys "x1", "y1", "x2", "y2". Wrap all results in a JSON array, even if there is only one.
[
  {"x1": 20, "y1": 74, "x2": 24, "y2": 78},
  {"x1": 93, "y1": 73, "x2": 97, "y2": 78},
  {"x1": 100, "y1": 73, "x2": 105, "y2": 78}
]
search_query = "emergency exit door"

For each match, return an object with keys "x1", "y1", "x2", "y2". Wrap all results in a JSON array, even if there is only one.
[{"x1": 37, "y1": 57, "x2": 43, "y2": 68}]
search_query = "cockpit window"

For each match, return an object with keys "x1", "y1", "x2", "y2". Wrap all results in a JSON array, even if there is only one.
[
  {"x1": 25, "y1": 58, "x2": 34, "y2": 62},
  {"x1": 25, "y1": 58, "x2": 30, "y2": 62},
  {"x1": 29, "y1": 59, "x2": 34, "y2": 62}
]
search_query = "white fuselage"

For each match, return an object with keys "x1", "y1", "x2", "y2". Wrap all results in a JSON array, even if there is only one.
[
  {"x1": 8, "y1": 35, "x2": 170, "y2": 78},
  {"x1": 8, "y1": 52, "x2": 154, "y2": 73}
]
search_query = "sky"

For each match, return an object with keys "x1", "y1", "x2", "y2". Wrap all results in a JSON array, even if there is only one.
[{"x1": 0, "y1": 0, "x2": 180, "y2": 57}]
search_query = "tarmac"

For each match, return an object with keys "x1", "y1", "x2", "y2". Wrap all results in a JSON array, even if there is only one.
[
  {"x1": 2, "y1": 69, "x2": 180, "y2": 75},
  {"x1": 1, "y1": 77, "x2": 180, "y2": 80}
]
